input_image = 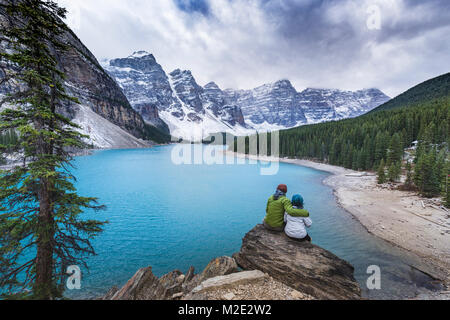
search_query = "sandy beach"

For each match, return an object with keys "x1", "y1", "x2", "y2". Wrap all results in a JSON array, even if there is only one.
[{"x1": 226, "y1": 151, "x2": 450, "y2": 288}]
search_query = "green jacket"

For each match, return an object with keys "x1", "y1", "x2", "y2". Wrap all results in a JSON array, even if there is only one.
[{"x1": 264, "y1": 195, "x2": 309, "y2": 228}]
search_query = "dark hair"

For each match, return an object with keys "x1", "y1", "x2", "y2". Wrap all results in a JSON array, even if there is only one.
[{"x1": 292, "y1": 194, "x2": 304, "y2": 207}]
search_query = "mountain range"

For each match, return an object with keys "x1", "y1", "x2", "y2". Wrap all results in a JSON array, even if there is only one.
[
  {"x1": 0, "y1": 12, "x2": 390, "y2": 148},
  {"x1": 104, "y1": 51, "x2": 390, "y2": 141}
]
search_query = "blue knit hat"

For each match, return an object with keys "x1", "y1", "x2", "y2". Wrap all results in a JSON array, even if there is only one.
[{"x1": 292, "y1": 194, "x2": 304, "y2": 207}]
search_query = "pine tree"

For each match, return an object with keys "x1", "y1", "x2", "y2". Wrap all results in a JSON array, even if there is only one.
[
  {"x1": 374, "y1": 132, "x2": 387, "y2": 167},
  {"x1": 415, "y1": 149, "x2": 440, "y2": 198},
  {"x1": 414, "y1": 151, "x2": 425, "y2": 191},
  {"x1": 404, "y1": 161, "x2": 414, "y2": 189},
  {"x1": 387, "y1": 133, "x2": 403, "y2": 165},
  {"x1": 441, "y1": 160, "x2": 449, "y2": 208},
  {"x1": 0, "y1": 0, "x2": 106, "y2": 299},
  {"x1": 377, "y1": 159, "x2": 386, "y2": 184},
  {"x1": 351, "y1": 150, "x2": 358, "y2": 170},
  {"x1": 387, "y1": 162, "x2": 401, "y2": 182},
  {"x1": 395, "y1": 162, "x2": 402, "y2": 182}
]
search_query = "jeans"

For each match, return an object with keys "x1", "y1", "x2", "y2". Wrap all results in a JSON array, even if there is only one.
[
  {"x1": 263, "y1": 220, "x2": 285, "y2": 232},
  {"x1": 288, "y1": 234, "x2": 312, "y2": 242}
]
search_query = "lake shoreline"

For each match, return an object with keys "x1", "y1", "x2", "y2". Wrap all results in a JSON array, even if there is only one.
[
  {"x1": 224, "y1": 151, "x2": 450, "y2": 294},
  {"x1": 0, "y1": 143, "x2": 173, "y2": 171}
]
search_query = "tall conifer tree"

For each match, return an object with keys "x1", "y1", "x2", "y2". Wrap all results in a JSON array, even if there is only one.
[
  {"x1": 377, "y1": 159, "x2": 386, "y2": 184},
  {"x1": 0, "y1": 0, "x2": 105, "y2": 299}
]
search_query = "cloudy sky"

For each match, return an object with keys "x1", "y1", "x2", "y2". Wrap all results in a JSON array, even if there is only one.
[{"x1": 58, "y1": 0, "x2": 450, "y2": 97}]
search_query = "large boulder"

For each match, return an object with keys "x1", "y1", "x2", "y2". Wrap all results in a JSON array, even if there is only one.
[
  {"x1": 200, "y1": 256, "x2": 238, "y2": 280},
  {"x1": 107, "y1": 267, "x2": 161, "y2": 300},
  {"x1": 233, "y1": 224, "x2": 361, "y2": 300},
  {"x1": 182, "y1": 256, "x2": 239, "y2": 293},
  {"x1": 107, "y1": 267, "x2": 185, "y2": 300},
  {"x1": 183, "y1": 270, "x2": 315, "y2": 300},
  {"x1": 191, "y1": 270, "x2": 267, "y2": 294}
]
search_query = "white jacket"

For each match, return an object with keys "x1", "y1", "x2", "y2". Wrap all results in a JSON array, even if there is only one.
[{"x1": 284, "y1": 210, "x2": 312, "y2": 239}]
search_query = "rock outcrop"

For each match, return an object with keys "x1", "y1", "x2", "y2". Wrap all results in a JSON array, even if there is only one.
[
  {"x1": 103, "y1": 256, "x2": 239, "y2": 300},
  {"x1": 103, "y1": 257, "x2": 314, "y2": 301},
  {"x1": 105, "y1": 267, "x2": 177, "y2": 300},
  {"x1": 184, "y1": 271, "x2": 314, "y2": 300},
  {"x1": 233, "y1": 224, "x2": 361, "y2": 300},
  {"x1": 103, "y1": 225, "x2": 361, "y2": 300},
  {"x1": 199, "y1": 256, "x2": 238, "y2": 280},
  {"x1": 190, "y1": 270, "x2": 267, "y2": 294}
]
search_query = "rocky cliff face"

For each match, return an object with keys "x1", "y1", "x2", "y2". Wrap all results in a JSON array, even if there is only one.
[
  {"x1": 105, "y1": 51, "x2": 390, "y2": 140},
  {"x1": 202, "y1": 82, "x2": 247, "y2": 127},
  {"x1": 233, "y1": 224, "x2": 361, "y2": 300},
  {"x1": 299, "y1": 87, "x2": 391, "y2": 123},
  {"x1": 0, "y1": 11, "x2": 169, "y2": 148},
  {"x1": 107, "y1": 52, "x2": 173, "y2": 133},
  {"x1": 224, "y1": 80, "x2": 308, "y2": 130}
]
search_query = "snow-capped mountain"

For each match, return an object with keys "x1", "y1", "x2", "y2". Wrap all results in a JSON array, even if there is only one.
[
  {"x1": 104, "y1": 51, "x2": 390, "y2": 140},
  {"x1": 298, "y1": 88, "x2": 391, "y2": 124},
  {"x1": 104, "y1": 52, "x2": 253, "y2": 141},
  {"x1": 224, "y1": 82, "x2": 390, "y2": 131},
  {"x1": 106, "y1": 52, "x2": 173, "y2": 133},
  {"x1": 224, "y1": 80, "x2": 308, "y2": 131}
]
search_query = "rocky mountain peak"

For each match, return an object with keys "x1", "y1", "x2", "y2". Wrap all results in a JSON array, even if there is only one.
[
  {"x1": 128, "y1": 51, "x2": 154, "y2": 59},
  {"x1": 273, "y1": 79, "x2": 295, "y2": 89},
  {"x1": 110, "y1": 52, "x2": 161, "y2": 73},
  {"x1": 357, "y1": 87, "x2": 383, "y2": 93},
  {"x1": 169, "y1": 68, "x2": 204, "y2": 114},
  {"x1": 204, "y1": 81, "x2": 220, "y2": 90},
  {"x1": 169, "y1": 69, "x2": 195, "y2": 81}
]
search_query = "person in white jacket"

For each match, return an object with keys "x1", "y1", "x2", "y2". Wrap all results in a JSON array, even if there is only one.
[{"x1": 284, "y1": 194, "x2": 312, "y2": 242}]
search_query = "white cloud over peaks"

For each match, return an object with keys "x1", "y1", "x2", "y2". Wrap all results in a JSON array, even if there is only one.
[{"x1": 57, "y1": 0, "x2": 450, "y2": 97}]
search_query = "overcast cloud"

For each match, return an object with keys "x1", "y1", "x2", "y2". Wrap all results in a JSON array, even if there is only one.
[{"x1": 57, "y1": 0, "x2": 450, "y2": 97}]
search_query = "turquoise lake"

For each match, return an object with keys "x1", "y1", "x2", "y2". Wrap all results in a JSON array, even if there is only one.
[{"x1": 67, "y1": 145, "x2": 439, "y2": 299}]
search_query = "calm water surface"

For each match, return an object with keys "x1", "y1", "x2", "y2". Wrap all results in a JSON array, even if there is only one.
[{"x1": 67, "y1": 145, "x2": 439, "y2": 299}]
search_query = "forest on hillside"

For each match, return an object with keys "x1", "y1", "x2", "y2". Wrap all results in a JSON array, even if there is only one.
[{"x1": 232, "y1": 96, "x2": 449, "y2": 206}]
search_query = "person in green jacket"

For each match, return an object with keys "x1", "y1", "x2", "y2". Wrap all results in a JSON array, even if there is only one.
[{"x1": 263, "y1": 184, "x2": 310, "y2": 232}]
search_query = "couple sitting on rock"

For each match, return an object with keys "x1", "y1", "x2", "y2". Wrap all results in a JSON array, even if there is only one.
[{"x1": 264, "y1": 184, "x2": 312, "y2": 242}]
